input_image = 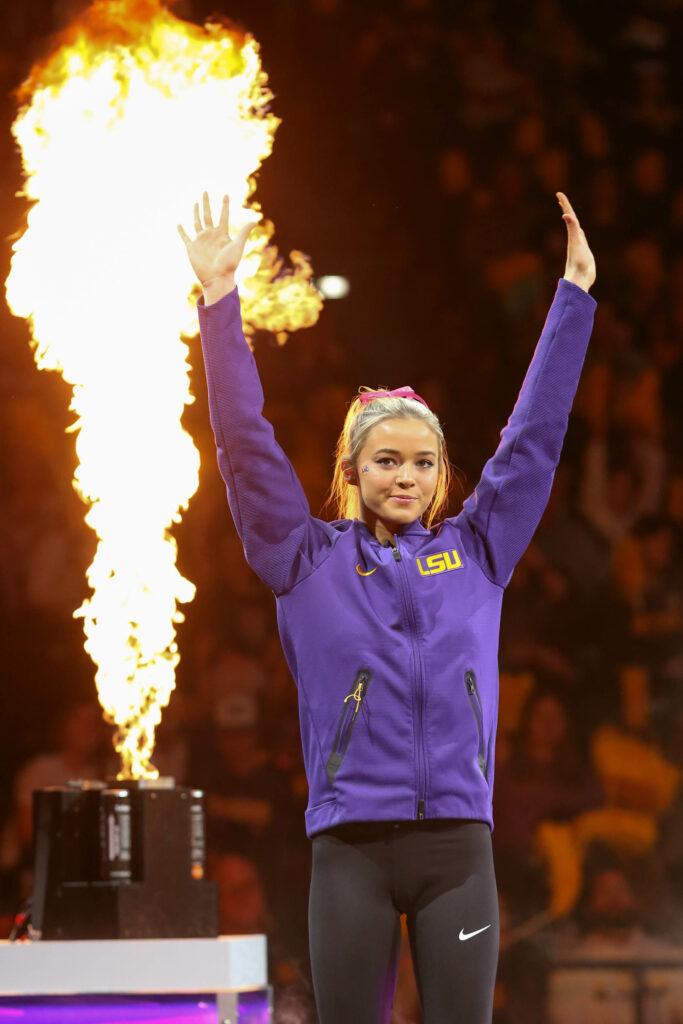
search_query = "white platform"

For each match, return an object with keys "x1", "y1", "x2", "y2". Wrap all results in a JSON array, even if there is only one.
[{"x1": 0, "y1": 935, "x2": 267, "y2": 995}]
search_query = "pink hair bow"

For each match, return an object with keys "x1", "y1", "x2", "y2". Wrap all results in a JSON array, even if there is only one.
[{"x1": 357, "y1": 386, "x2": 429, "y2": 408}]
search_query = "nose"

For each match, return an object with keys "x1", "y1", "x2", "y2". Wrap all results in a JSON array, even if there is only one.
[{"x1": 395, "y1": 465, "x2": 415, "y2": 486}]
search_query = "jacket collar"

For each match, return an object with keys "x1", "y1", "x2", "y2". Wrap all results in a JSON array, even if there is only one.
[{"x1": 354, "y1": 517, "x2": 431, "y2": 546}]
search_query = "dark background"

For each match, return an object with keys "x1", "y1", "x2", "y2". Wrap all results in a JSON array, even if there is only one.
[{"x1": 1, "y1": 2, "x2": 683, "y2": 1021}]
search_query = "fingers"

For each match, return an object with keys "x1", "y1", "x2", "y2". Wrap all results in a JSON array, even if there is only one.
[
  {"x1": 185, "y1": 193, "x2": 245, "y2": 242},
  {"x1": 192, "y1": 194, "x2": 224, "y2": 234},
  {"x1": 233, "y1": 220, "x2": 257, "y2": 258},
  {"x1": 237, "y1": 221, "x2": 256, "y2": 245},
  {"x1": 203, "y1": 190, "x2": 213, "y2": 228},
  {"x1": 218, "y1": 194, "x2": 230, "y2": 233},
  {"x1": 556, "y1": 191, "x2": 583, "y2": 233},
  {"x1": 556, "y1": 191, "x2": 574, "y2": 216}
]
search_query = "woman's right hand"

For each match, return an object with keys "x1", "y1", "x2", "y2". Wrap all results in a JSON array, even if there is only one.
[{"x1": 178, "y1": 192, "x2": 256, "y2": 302}]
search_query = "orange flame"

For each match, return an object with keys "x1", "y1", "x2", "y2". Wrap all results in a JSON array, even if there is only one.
[{"x1": 6, "y1": 0, "x2": 322, "y2": 777}]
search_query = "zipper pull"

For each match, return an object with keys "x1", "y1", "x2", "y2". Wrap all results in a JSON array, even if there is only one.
[
  {"x1": 465, "y1": 670, "x2": 475, "y2": 694},
  {"x1": 417, "y1": 799, "x2": 425, "y2": 820},
  {"x1": 344, "y1": 677, "x2": 365, "y2": 716},
  {"x1": 391, "y1": 538, "x2": 402, "y2": 562}
]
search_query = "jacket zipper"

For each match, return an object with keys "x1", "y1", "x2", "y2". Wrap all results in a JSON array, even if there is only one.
[
  {"x1": 464, "y1": 669, "x2": 487, "y2": 780},
  {"x1": 325, "y1": 668, "x2": 372, "y2": 783},
  {"x1": 390, "y1": 537, "x2": 426, "y2": 820}
]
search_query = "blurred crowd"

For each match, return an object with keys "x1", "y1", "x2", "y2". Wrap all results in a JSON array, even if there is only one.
[{"x1": 2, "y1": 0, "x2": 683, "y2": 1021}]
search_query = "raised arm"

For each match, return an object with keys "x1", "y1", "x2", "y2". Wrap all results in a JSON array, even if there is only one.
[
  {"x1": 179, "y1": 193, "x2": 336, "y2": 595},
  {"x1": 453, "y1": 193, "x2": 598, "y2": 588}
]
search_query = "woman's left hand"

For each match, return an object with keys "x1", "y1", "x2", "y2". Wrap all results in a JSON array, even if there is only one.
[{"x1": 557, "y1": 191, "x2": 596, "y2": 293}]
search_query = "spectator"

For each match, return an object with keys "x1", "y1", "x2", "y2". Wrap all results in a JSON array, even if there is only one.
[
  {"x1": 546, "y1": 857, "x2": 683, "y2": 1023},
  {"x1": 493, "y1": 688, "x2": 602, "y2": 913},
  {"x1": 611, "y1": 516, "x2": 683, "y2": 747},
  {"x1": 2, "y1": 700, "x2": 108, "y2": 886},
  {"x1": 188, "y1": 690, "x2": 298, "y2": 890},
  {"x1": 578, "y1": 432, "x2": 666, "y2": 547},
  {"x1": 208, "y1": 850, "x2": 315, "y2": 1020},
  {"x1": 499, "y1": 541, "x2": 580, "y2": 684}
]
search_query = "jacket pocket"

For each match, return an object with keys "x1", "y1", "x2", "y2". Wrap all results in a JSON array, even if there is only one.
[
  {"x1": 464, "y1": 669, "x2": 487, "y2": 781},
  {"x1": 325, "y1": 668, "x2": 372, "y2": 784}
]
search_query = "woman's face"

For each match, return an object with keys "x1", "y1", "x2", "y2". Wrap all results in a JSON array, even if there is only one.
[{"x1": 346, "y1": 417, "x2": 440, "y2": 528}]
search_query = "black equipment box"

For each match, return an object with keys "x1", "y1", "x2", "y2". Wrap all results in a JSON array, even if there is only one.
[{"x1": 31, "y1": 780, "x2": 218, "y2": 940}]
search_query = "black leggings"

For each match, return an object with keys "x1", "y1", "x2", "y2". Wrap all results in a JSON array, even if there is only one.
[{"x1": 308, "y1": 818, "x2": 499, "y2": 1024}]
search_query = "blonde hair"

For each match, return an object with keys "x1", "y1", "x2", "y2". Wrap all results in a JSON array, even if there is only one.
[{"x1": 323, "y1": 386, "x2": 454, "y2": 528}]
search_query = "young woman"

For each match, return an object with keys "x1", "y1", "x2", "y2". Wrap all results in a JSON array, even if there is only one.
[{"x1": 178, "y1": 190, "x2": 597, "y2": 1023}]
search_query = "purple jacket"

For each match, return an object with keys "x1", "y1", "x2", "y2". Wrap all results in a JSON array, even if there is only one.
[{"x1": 198, "y1": 278, "x2": 597, "y2": 838}]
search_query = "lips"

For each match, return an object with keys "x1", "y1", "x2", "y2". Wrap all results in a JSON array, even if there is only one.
[{"x1": 390, "y1": 495, "x2": 416, "y2": 502}]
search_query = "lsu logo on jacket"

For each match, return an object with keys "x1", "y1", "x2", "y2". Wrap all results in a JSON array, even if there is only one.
[{"x1": 416, "y1": 548, "x2": 463, "y2": 576}]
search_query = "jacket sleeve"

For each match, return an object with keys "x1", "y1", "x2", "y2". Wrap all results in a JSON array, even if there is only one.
[
  {"x1": 452, "y1": 278, "x2": 597, "y2": 588},
  {"x1": 197, "y1": 285, "x2": 337, "y2": 596}
]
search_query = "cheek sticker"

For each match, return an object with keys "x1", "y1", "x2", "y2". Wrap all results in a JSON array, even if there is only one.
[{"x1": 361, "y1": 465, "x2": 370, "y2": 473}]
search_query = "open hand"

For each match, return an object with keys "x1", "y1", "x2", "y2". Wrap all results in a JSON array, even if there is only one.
[
  {"x1": 178, "y1": 192, "x2": 256, "y2": 289},
  {"x1": 557, "y1": 192, "x2": 596, "y2": 292}
]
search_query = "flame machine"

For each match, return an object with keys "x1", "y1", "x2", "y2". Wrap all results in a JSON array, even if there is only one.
[{"x1": 31, "y1": 778, "x2": 218, "y2": 940}]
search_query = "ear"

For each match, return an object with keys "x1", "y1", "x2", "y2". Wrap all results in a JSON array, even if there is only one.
[{"x1": 341, "y1": 458, "x2": 358, "y2": 487}]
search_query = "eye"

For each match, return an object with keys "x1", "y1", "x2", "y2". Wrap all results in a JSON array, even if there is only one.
[
  {"x1": 419, "y1": 460, "x2": 435, "y2": 469},
  {"x1": 376, "y1": 458, "x2": 394, "y2": 466}
]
